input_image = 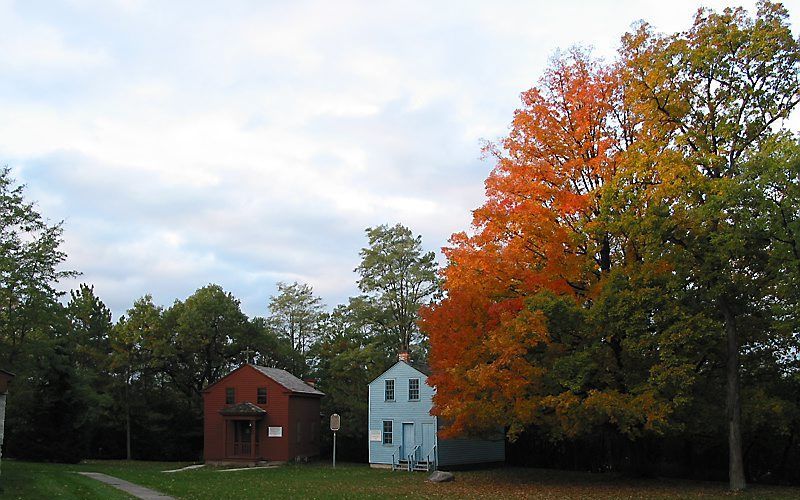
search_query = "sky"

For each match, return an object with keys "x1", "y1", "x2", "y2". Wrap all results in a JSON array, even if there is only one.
[{"x1": 2, "y1": 0, "x2": 799, "y2": 319}]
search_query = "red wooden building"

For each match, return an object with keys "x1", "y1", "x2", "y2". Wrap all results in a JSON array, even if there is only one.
[{"x1": 203, "y1": 364, "x2": 324, "y2": 464}]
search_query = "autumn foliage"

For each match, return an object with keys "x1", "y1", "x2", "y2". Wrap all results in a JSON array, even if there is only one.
[
  {"x1": 421, "y1": 47, "x2": 670, "y2": 441},
  {"x1": 422, "y1": 1, "x2": 800, "y2": 487}
]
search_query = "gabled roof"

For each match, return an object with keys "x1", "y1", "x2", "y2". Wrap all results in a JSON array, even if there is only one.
[
  {"x1": 202, "y1": 364, "x2": 324, "y2": 396},
  {"x1": 251, "y1": 365, "x2": 324, "y2": 396},
  {"x1": 369, "y1": 360, "x2": 429, "y2": 385},
  {"x1": 219, "y1": 402, "x2": 267, "y2": 416}
]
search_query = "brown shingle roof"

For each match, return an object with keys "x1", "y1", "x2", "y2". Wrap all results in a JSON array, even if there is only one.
[{"x1": 251, "y1": 365, "x2": 324, "y2": 396}]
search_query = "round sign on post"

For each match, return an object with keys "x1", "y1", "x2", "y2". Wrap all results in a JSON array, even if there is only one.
[{"x1": 330, "y1": 414, "x2": 340, "y2": 468}]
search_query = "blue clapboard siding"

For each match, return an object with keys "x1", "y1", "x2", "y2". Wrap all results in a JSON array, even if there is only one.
[
  {"x1": 367, "y1": 361, "x2": 504, "y2": 468},
  {"x1": 368, "y1": 361, "x2": 436, "y2": 466}
]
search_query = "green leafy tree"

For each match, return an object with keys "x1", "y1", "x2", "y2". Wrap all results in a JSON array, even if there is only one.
[
  {"x1": 5, "y1": 324, "x2": 98, "y2": 463},
  {"x1": 156, "y1": 284, "x2": 248, "y2": 400},
  {"x1": 6, "y1": 290, "x2": 115, "y2": 463},
  {"x1": 355, "y1": 224, "x2": 438, "y2": 354},
  {"x1": 734, "y1": 139, "x2": 800, "y2": 482},
  {"x1": 0, "y1": 168, "x2": 88, "y2": 463},
  {"x1": 238, "y1": 316, "x2": 305, "y2": 370},
  {"x1": 0, "y1": 167, "x2": 76, "y2": 367},
  {"x1": 310, "y1": 302, "x2": 395, "y2": 460},
  {"x1": 112, "y1": 295, "x2": 164, "y2": 459},
  {"x1": 620, "y1": 1, "x2": 800, "y2": 489},
  {"x1": 266, "y1": 281, "x2": 324, "y2": 375},
  {"x1": 67, "y1": 284, "x2": 113, "y2": 371},
  {"x1": 65, "y1": 284, "x2": 117, "y2": 457}
]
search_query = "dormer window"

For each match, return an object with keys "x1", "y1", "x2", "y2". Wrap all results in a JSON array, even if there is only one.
[
  {"x1": 384, "y1": 379, "x2": 395, "y2": 401},
  {"x1": 408, "y1": 378, "x2": 420, "y2": 401}
]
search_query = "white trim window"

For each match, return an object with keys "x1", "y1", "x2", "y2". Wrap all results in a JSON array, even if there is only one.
[
  {"x1": 384, "y1": 379, "x2": 395, "y2": 401},
  {"x1": 382, "y1": 420, "x2": 393, "y2": 444},
  {"x1": 408, "y1": 378, "x2": 420, "y2": 401}
]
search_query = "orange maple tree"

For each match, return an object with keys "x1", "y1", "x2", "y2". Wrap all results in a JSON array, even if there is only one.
[
  {"x1": 420, "y1": 49, "x2": 667, "y2": 440},
  {"x1": 423, "y1": 3, "x2": 800, "y2": 490}
]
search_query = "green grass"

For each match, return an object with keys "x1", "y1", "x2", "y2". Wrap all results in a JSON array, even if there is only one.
[
  {"x1": 4, "y1": 459, "x2": 800, "y2": 499},
  {"x1": 1, "y1": 460, "x2": 134, "y2": 499}
]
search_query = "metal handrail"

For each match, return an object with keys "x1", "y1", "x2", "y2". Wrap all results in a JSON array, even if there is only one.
[
  {"x1": 426, "y1": 444, "x2": 437, "y2": 471},
  {"x1": 391, "y1": 447, "x2": 401, "y2": 471},
  {"x1": 407, "y1": 444, "x2": 420, "y2": 470}
]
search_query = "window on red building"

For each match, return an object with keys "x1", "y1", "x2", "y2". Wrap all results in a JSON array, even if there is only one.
[{"x1": 257, "y1": 387, "x2": 267, "y2": 404}]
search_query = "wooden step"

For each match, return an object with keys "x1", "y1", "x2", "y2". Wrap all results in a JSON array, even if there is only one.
[{"x1": 395, "y1": 459, "x2": 433, "y2": 472}]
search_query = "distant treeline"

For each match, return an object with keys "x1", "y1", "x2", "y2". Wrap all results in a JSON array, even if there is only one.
[{"x1": 0, "y1": 170, "x2": 437, "y2": 463}]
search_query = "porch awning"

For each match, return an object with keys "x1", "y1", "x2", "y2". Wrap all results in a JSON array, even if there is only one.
[{"x1": 219, "y1": 402, "x2": 267, "y2": 417}]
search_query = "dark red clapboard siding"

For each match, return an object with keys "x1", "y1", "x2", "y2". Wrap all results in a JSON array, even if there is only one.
[{"x1": 203, "y1": 364, "x2": 322, "y2": 462}]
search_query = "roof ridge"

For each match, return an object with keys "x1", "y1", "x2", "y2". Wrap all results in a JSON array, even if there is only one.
[
  {"x1": 368, "y1": 360, "x2": 429, "y2": 385},
  {"x1": 249, "y1": 364, "x2": 324, "y2": 396}
]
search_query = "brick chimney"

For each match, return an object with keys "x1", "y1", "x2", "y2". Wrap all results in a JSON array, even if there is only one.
[
  {"x1": 398, "y1": 351, "x2": 410, "y2": 363},
  {"x1": 304, "y1": 378, "x2": 317, "y2": 388}
]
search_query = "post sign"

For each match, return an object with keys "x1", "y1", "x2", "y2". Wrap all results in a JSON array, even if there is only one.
[{"x1": 330, "y1": 413, "x2": 341, "y2": 468}]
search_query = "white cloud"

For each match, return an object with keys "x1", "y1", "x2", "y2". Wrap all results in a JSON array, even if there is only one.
[
  {"x1": 2, "y1": 0, "x2": 798, "y2": 317},
  {"x1": 0, "y1": 13, "x2": 110, "y2": 75}
]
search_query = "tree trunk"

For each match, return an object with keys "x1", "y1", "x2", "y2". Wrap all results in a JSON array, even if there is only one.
[
  {"x1": 0, "y1": 392, "x2": 6, "y2": 487},
  {"x1": 722, "y1": 303, "x2": 746, "y2": 491},
  {"x1": 778, "y1": 428, "x2": 794, "y2": 481},
  {"x1": 600, "y1": 234, "x2": 612, "y2": 272},
  {"x1": 126, "y1": 410, "x2": 131, "y2": 460}
]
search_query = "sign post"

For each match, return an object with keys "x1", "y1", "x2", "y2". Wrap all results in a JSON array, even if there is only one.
[{"x1": 330, "y1": 413, "x2": 340, "y2": 468}]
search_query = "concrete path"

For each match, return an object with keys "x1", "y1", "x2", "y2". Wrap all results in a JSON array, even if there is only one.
[
  {"x1": 162, "y1": 464, "x2": 205, "y2": 473},
  {"x1": 217, "y1": 464, "x2": 280, "y2": 472},
  {"x1": 77, "y1": 472, "x2": 176, "y2": 500}
]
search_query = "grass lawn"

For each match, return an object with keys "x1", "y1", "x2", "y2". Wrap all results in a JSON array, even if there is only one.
[
  {"x1": 3, "y1": 459, "x2": 800, "y2": 499},
  {"x1": 1, "y1": 460, "x2": 134, "y2": 499}
]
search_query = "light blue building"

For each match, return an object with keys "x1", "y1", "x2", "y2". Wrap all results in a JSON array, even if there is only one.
[{"x1": 368, "y1": 356, "x2": 505, "y2": 471}]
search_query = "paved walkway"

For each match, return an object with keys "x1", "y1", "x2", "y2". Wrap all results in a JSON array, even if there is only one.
[
  {"x1": 162, "y1": 464, "x2": 205, "y2": 473},
  {"x1": 77, "y1": 472, "x2": 176, "y2": 500}
]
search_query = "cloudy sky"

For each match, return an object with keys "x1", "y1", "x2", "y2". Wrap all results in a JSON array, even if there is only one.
[{"x1": 2, "y1": 0, "x2": 798, "y2": 318}]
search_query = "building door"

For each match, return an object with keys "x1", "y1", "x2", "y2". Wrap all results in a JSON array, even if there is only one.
[
  {"x1": 422, "y1": 423, "x2": 435, "y2": 460},
  {"x1": 402, "y1": 423, "x2": 415, "y2": 460},
  {"x1": 233, "y1": 420, "x2": 252, "y2": 456}
]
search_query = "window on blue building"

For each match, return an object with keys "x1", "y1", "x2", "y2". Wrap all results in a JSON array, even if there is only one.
[
  {"x1": 384, "y1": 379, "x2": 395, "y2": 401},
  {"x1": 408, "y1": 378, "x2": 420, "y2": 401},
  {"x1": 382, "y1": 420, "x2": 393, "y2": 444}
]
